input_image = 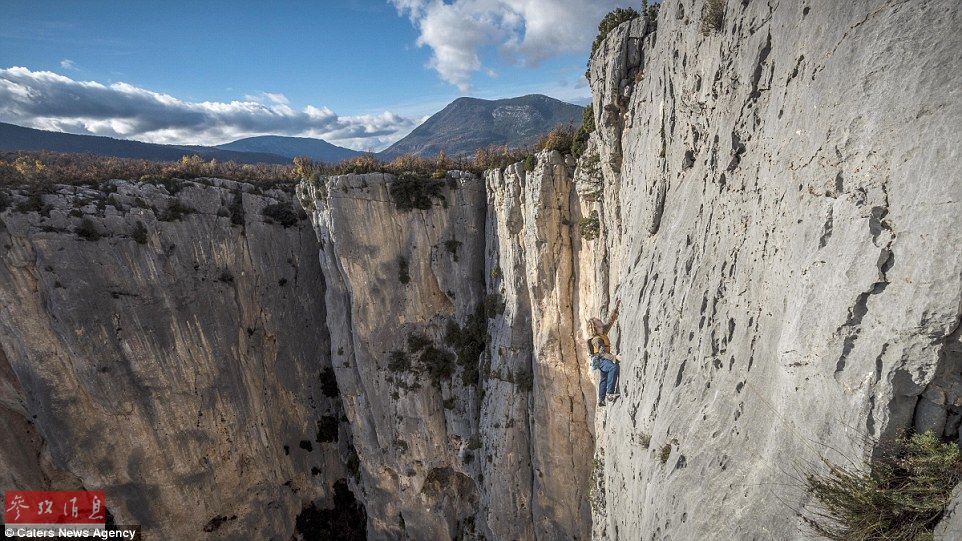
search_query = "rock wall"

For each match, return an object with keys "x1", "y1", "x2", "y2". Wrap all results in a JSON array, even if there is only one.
[
  {"x1": 299, "y1": 172, "x2": 488, "y2": 539},
  {"x1": 0, "y1": 1, "x2": 959, "y2": 539},
  {"x1": 0, "y1": 179, "x2": 358, "y2": 540},
  {"x1": 298, "y1": 167, "x2": 595, "y2": 539},
  {"x1": 484, "y1": 155, "x2": 595, "y2": 540},
  {"x1": 585, "y1": 0, "x2": 962, "y2": 539}
]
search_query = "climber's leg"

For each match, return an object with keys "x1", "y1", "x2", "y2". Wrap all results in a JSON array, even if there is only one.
[
  {"x1": 597, "y1": 367, "x2": 608, "y2": 405},
  {"x1": 606, "y1": 361, "x2": 620, "y2": 396}
]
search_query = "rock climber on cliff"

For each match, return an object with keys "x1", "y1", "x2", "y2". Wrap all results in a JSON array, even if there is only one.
[{"x1": 589, "y1": 299, "x2": 621, "y2": 407}]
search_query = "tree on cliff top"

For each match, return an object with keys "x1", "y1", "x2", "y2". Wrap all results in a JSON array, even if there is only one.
[{"x1": 590, "y1": 8, "x2": 641, "y2": 58}]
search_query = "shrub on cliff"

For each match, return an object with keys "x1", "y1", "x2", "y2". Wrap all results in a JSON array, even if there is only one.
[
  {"x1": 523, "y1": 155, "x2": 537, "y2": 173},
  {"x1": 571, "y1": 105, "x2": 596, "y2": 158},
  {"x1": 701, "y1": 0, "x2": 726, "y2": 35},
  {"x1": 262, "y1": 202, "x2": 298, "y2": 227},
  {"x1": 388, "y1": 172, "x2": 446, "y2": 211},
  {"x1": 580, "y1": 210, "x2": 601, "y2": 240},
  {"x1": 131, "y1": 221, "x2": 149, "y2": 245},
  {"x1": 535, "y1": 124, "x2": 576, "y2": 155},
  {"x1": 75, "y1": 218, "x2": 101, "y2": 241},
  {"x1": 590, "y1": 8, "x2": 640, "y2": 58},
  {"x1": 804, "y1": 431, "x2": 962, "y2": 540},
  {"x1": 397, "y1": 256, "x2": 411, "y2": 284},
  {"x1": 474, "y1": 145, "x2": 531, "y2": 172}
]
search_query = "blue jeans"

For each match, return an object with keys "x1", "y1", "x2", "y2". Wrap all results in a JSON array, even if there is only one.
[{"x1": 595, "y1": 357, "x2": 619, "y2": 402}]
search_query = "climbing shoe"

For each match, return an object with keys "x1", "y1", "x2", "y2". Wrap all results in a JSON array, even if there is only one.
[
  {"x1": 606, "y1": 393, "x2": 620, "y2": 403},
  {"x1": 597, "y1": 400, "x2": 605, "y2": 407}
]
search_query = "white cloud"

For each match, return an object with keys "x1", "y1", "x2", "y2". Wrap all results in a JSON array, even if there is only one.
[
  {"x1": 59, "y1": 59, "x2": 78, "y2": 71},
  {"x1": 390, "y1": 0, "x2": 630, "y2": 91},
  {"x1": 0, "y1": 67, "x2": 419, "y2": 150}
]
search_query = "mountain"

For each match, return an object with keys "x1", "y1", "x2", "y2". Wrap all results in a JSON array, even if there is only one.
[
  {"x1": 0, "y1": 122, "x2": 288, "y2": 164},
  {"x1": 379, "y1": 94, "x2": 584, "y2": 158},
  {"x1": 216, "y1": 135, "x2": 362, "y2": 163}
]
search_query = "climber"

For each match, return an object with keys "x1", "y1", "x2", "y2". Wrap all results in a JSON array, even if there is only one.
[{"x1": 589, "y1": 299, "x2": 621, "y2": 407}]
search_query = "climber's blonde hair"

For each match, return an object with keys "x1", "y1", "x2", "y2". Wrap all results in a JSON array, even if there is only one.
[{"x1": 588, "y1": 317, "x2": 604, "y2": 335}]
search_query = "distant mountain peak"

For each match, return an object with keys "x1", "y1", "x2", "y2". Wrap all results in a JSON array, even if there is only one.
[
  {"x1": 216, "y1": 135, "x2": 361, "y2": 162},
  {"x1": 380, "y1": 94, "x2": 584, "y2": 158}
]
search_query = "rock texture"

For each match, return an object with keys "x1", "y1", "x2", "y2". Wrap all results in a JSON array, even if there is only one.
[
  {"x1": 585, "y1": 0, "x2": 962, "y2": 539},
  {"x1": 0, "y1": 179, "x2": 358, "y2": 539},
  {"x1": 1, "y1": 1, "x2": 959, "y2": 539},
  {"x1": 484, "y1": 154, "x2": 595, "y2": 540},
  {"x1": 298, "y1": 167, "x2": 595, "y2": 539},
  {"x1": 379, "y1": 95, "x2": 584, "y2": 158},
  {"x1": 299, "y1": 171, "x2": 489, "y2": 539}
]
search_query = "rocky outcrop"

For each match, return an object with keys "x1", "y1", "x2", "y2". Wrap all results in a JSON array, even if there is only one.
[
  {"x1": 297, "y1": 165, "x2": 595, "y2": 539},
  {"x1": 0, "y1": 179, "x2": 357, "y2": 539},
  {"x1": 298, "y1": 172, "x2": 488, "y2": 539},
  {"x1": 1, "y1": 1, "x2": 959, "y2": 539},
  {"x1": 585, "y1": 0, "x2": 962, "y2": 538},
  {"x1": 484, "y1": 154, "x2": 595, "y2": 540}
]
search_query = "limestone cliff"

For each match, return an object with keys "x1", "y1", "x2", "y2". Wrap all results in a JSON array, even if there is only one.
[
  {"x1": 297, "y1": 166, "x2": 594, "y2": 539},
  {"x1": 0, "y1": 1, "x2": 959, "y2": 539},
  {"x1": 584, "y1": 0, "x2": 962, "y2": 538},
  {"x1": 0, "y1": 179, "x2": 361, "y2": 539}
]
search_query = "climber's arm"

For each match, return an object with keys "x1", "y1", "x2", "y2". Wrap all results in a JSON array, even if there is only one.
[{"x1": 604, "y1": 299, "x2": 621, "y2": 332}]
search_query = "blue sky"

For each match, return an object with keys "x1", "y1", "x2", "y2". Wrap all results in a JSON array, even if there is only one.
[{"x1": 0, "y1": 0, "x2": 632, "y2": 150}]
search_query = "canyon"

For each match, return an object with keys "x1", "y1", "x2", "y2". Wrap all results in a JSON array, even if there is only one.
[{"x1": 1, "y1": 0, "x2": 960, "y2": 539}]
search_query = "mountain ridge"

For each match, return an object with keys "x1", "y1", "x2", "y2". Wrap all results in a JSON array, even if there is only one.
[
  {"x1": 0, "y1": 121, "x2": 289, "y2": 164},
  {"x1": 216, "y1": 135, "x2": 362, "y2": 162},
  {"x1": 379, "y1": 94, "x2": 584, "y2": 158}
]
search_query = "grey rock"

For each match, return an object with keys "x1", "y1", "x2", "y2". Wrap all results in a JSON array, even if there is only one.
[{"x1": 0, "y1": 179, "x2": 355, "y2": 539}]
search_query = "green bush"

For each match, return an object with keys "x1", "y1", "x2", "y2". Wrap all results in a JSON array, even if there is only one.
[
  {"x1": 131, "y1": 221, "x2": 149, "y2": 245},
  {"x1": 15, "y1": 192, "x2": 49, "y2": 214},
  {"x1": 75, "y1": 218, "x2": 101, "y2": 241},
  {"x1": 262, "y1": 202, "x2": 298, "y2": 227},
  {"x1": 805, "y1": 432, "x2": 962, "y2": 540},
  {"x1": 397, "y1": 257, "x2": 410, "y2": 284},
  {"x1": 388, "y1": 172, "x2": 446, "y2": 212},
  {"x1": 407, "y1": 333, "x2": 432, "y2": 353},
  {"x1": 229, "y1": 190, "x2": 245, "y2": 226},
  {"x1": 444, "y1": 308, "x2": 487, "y2": 387},
  {"x1": 420, "y1": 345, "x2": 456, "y2": 386},
  {"x1": 659, "y1": 443, "x2": 672, "y2": 464},
  {"x1": 535, "y1": 125, "x2": 576, "y2": 154},
  {"x1": 523, "y1": 155, "x2": 537, "y2": 173},
  {"x1": 580, "y1": 210, "x2": 601, "y2": 241},
  {"x1": 590, "y1": 8, "x2": 640, "y2": 58},
  {"x1": 444, "y1": 238, "x2": 462, "y2": 261},
  {"x1": 571, "y1": 105, "x2": 596, "y2": 158},
  {"x1": 160, "y1": 200, "x2": 192, "y2": 222},
  {"x1": 388, "y1": 350, "x2": 411, "y2": 373},
  {"x1": 701, "y1": 0, "x2": 726, "y2": 35}
]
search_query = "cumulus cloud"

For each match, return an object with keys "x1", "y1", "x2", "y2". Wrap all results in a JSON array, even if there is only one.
[
  {"x1": 391, "y1": 0, "x2": 629, "y2": 91},
  {"x1": 59, "y1": 59, "x2": 78, "y2": 71},
  {"x1": 0, "y1": 67, "x2": 419, "y2": 150}
]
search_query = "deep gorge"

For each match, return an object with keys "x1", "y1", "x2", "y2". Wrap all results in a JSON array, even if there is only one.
[{"x1": 1, "y1": 1, "x2": 960, "y2": 539}]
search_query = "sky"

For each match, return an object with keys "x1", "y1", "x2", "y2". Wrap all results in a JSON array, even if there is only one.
[{"x1": 0, "y1": 0, "x2": 634, "y2": 151}]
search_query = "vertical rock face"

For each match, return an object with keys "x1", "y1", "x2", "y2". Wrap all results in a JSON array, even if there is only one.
[
  {"x1": 299, "y1": 172, "x2": 489, "y2": 539},
  {"x1": 299, "y1": 165, "x2": 596, "y2": 539},
  {"x1": 586, "y1": 0, "x2": 962, "y2": 539},
  {"x1": 484, "y1": 154, "x2": 595, "y2": 540},
  {"x1": 1, "y1": 2, "x2": 959, "y2": 538},
  {"x1": 0, "y1": 179, "x2": 355, "y2": 540}
]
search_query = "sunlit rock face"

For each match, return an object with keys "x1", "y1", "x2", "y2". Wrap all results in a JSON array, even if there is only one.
[
  {"x1": 0, "y1": 179, "x2": 355, "y2": 540},
  {"x1": 298, "y1": 167, "x2": 595, "y2": 540},
  {"x1": 584, "y1": 0, "x2": 962, "y2": 539},
  {"x1": 1, "y1": 1, "x2": 960, "y2": 539}
]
